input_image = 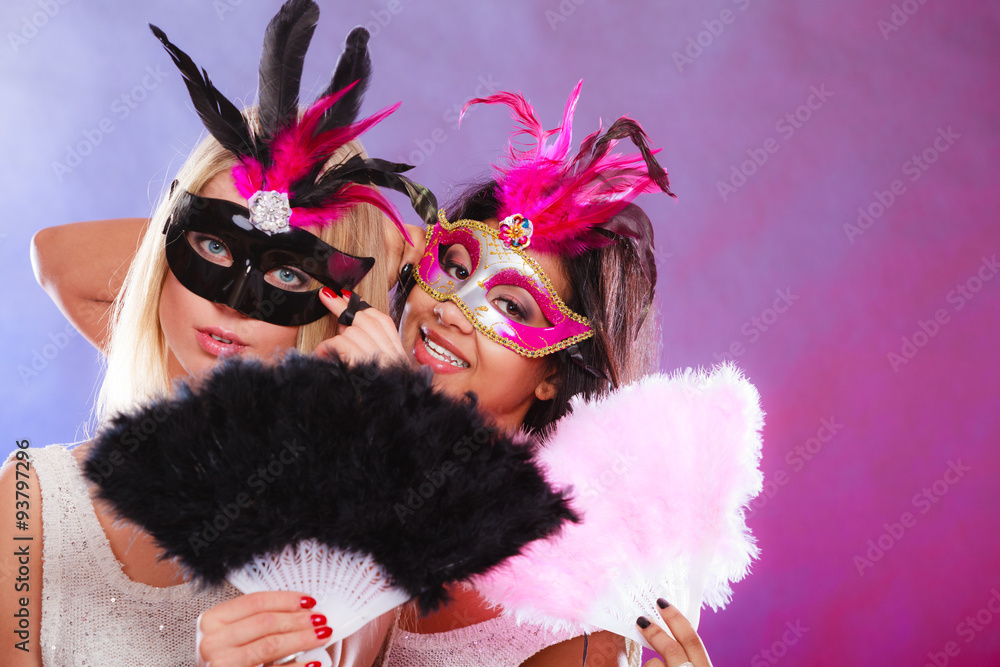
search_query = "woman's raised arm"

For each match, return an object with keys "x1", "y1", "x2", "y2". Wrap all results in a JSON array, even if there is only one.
[{"x1": 30, "y1": 218, "x2": 147, "y2": 352}]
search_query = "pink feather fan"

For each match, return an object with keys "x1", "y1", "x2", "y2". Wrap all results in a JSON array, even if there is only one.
[
  {"x1": 460, "y1": 80, "x2": 675, "y2": 257},
  {"x1": 470, "y1": 363, "x2": 764, "y2": 649}
]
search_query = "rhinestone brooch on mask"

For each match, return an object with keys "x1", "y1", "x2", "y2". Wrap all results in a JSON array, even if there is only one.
[
  {"x1": 498, "y1": 214, "x2": 533, "y2": 249},
  {"x1": 249, "y1": 190, "x2": 292, "y2": 234}
]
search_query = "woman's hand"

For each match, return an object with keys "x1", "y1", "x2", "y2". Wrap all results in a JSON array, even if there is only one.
[
  {"x1": 314, "y1": 287, "x2": 410, "y2": 367},
  {"x1": 636, "y1": 599, "x2": 713, "y2": 667},
  {"x1": 197, "y1": 591, "x2": 331, "y2": 667}
]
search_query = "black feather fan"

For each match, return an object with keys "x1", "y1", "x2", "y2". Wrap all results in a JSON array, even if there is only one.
[{"x1": 85, "y1": 354, "x2": 576, "y2": 618}]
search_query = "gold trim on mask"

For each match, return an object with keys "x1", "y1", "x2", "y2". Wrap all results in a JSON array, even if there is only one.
[{"x1": 413, "y1": 210, "x2": 594, "y2": 358}]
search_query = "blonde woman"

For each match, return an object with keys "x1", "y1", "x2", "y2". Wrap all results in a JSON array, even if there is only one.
[{"x1": 0, "y1": 2, "x2": 431, "y2": 665}]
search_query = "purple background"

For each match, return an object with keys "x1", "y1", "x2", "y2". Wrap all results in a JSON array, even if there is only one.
[{"x1": 3, "y1": 1, "x2": 999, "y2": 664}]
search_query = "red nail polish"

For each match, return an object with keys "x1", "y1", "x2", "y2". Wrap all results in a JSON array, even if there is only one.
[
  {"x1": 315, "y1": 626, "x2": 332, "y2": 640},
  {"x1": 320, "y1": 286, "x2": 340, "y2": 300},
  {"x1": 300, "y1": 596, "x2": 317, "y2": 609},
  {"x1": 306, "y1": 663, "x2": 322, "y2": 667},
  {"x1": 341, "y1": 288, "x2": 353, "y2": 299},
  {"x1": 311, "y1": 614, "x2": 327, "y2": 627}
]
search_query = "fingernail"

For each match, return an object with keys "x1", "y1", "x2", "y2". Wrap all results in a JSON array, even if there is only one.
[
  {"x1": 300, "y1": 596, "x2": 317, "y2": 609},
  {"x1": 341, "y1": 288, "x2": 353, "y2": 299},
  {"x1": 306, "y1": 663, "x2": 321, "y2": 667},
  {"x1": 320, "y1": 286, "x2": 341, "y2": 300},
  {"x1": 657, "y1": 598, "x2": 670, "y2": 609},
  {"x1": 311, "y1": 614, "x2": 327, "y2": 627},
  {"x1": 315, "y1": 626, "x2": 332, "y2": 640},
  {"x1": 636, "y1": 616, "x2": 651, "y2": 629}
]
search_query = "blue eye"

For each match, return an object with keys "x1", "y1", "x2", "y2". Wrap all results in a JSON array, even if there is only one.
[
  {"x1": 187, "y1": 232, "x2": 233, "y2": 267},
  {"x1": 264, "y1": 266, "x2": 311, "y2": 292}
]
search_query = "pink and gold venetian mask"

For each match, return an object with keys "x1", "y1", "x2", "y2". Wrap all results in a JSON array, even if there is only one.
[{"x1": 414, "y1": 211, "x2": 593, "y2": 357}]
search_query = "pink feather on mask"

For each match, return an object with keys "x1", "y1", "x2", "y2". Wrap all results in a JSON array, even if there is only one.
[
  {"x1": 290, "y1": 182, "x2": 406, "y2": 233},
  {"x1": 470, "y1": 363, "x2": 764, "y2": 649},
  {"x1": 232, "y1": 85, "x2": 408, "y2": 235},
  {"x1": 460, "y1": 80, "x2": 675, "y2": 256}
]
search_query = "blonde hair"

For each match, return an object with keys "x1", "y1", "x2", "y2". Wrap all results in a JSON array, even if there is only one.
[{"x1": 97, "y1": 132, "x2": 394, "y2": 423}]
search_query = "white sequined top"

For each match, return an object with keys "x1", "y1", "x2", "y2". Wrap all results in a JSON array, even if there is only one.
[
  {"x1": 31, "y1": 444, "x2": 238, "y2": 666},
  {"x1": 385, "y1": 615, "x2": 641, "y2": 667}
]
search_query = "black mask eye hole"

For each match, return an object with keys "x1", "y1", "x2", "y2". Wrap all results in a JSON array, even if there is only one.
[
  {"x1": 185, "y1": 231, "x2": 234, "y2": 267},
  {"x1": 263, "y1": 266, "x2": 315, "y2": 293}
]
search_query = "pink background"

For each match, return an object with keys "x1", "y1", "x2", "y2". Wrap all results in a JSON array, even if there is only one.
[{"x1": 2, "y1": 1, "x2": 998, "y2": 664}]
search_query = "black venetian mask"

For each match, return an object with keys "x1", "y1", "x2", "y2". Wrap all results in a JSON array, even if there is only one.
[{"x1": 163, "y1": 189, "x2": 374, "y2": 326}]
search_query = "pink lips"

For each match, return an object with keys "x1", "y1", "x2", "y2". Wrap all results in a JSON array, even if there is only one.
[
  {"x1": 414, "y1": 326, "x2": 469, "y2": 375},
  {"x1": 196, "y1": 327, "x2": 248, "y2": 358}
]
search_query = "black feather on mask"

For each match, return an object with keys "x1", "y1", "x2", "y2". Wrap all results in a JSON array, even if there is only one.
[{"x1": 150, "y1": 0, "x2": 437, "y2": 235}]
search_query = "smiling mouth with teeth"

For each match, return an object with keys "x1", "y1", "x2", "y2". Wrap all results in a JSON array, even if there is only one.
[
  {"x1": 422, "y1": 331, "x2": 470, "y2": 368},
  {"x1": 211, "y1": 333, "x2": 233, "y2": 344}
]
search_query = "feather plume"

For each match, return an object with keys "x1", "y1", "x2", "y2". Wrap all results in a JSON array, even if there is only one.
[
  {"x1": 459, "y1": 80, "x2": 675, "y2": 257},
  {"x1": 256, "y1": 0, "x2": 320, "y2": 148},
  {"x1": 471, "y1": 363, "x2": 764, "y2": 647},
  {"x1": 312, "y1": 26, "x2": 372, "y2": 138},
  {"x1": 85, "y1": 354, "x2": 576, "y2": 614},
  {"x1": 267, "y1": 95, "x2": 400, "y2": 193},
  {"x1": 149, "y1": 24, "x2": 256, "y2": 159},
  {"x1": 152, "y1": 1, "x2": 436, "y2": 234}
]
